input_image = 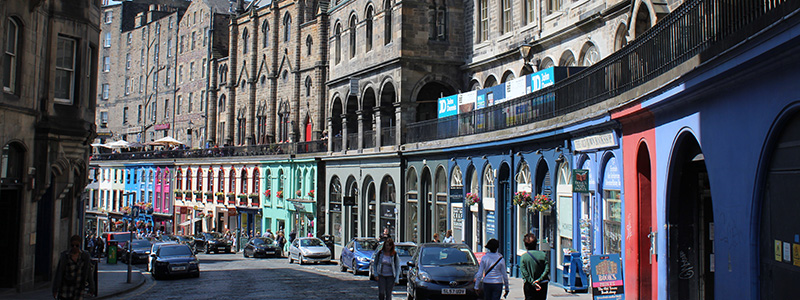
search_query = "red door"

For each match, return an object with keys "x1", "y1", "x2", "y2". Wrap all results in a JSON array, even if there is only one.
[
  {"x1": 305, "y1": 121, "x2": 313, "y2": 142},
  {"x1": 637, "y1": 144, "x2": 654, "y2": 300}
]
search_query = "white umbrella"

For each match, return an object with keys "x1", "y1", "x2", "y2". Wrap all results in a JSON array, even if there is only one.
[
  {"x1": 151, "y1": 136, "x2": 184, "y2": 146},
  {"x1": 105, "y1": 140, "x2": 131, "y2": 148}
]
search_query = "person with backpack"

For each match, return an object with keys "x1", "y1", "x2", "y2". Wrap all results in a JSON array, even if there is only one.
[
  {"x1": 474, "y1": 238, "x2": 509, "y2": 300},
  {"x1": 520, "y1": 233, "x2": 550, "y2": 300}
]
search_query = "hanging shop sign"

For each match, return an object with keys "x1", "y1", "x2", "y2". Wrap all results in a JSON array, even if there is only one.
[
  {"x1": 573, "y1": 169, "x2": 590, "y2": 193},
  {"x1": 154, "y1": 123, "x2": 170, "y2": 131},
  {"x1": 343, "y1": 196, "x2": 356, "y2": 206},
  {"x1": 590, "y1": 254, "x2": 625, "y2": 300}
]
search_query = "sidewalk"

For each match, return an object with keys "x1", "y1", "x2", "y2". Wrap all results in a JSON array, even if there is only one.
[
  {"x1": 0, "y1": 261, "x2": 145, "y2": 300},
  {"x1": 506, "y1": 276, "x2": 593, "y2": 299}
]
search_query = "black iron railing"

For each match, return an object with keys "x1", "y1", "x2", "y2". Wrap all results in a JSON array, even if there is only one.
[{"x1": 407, "y1": 0, "x2": 795, "y2": 143}]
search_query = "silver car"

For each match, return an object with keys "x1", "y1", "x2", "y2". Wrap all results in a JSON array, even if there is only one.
[{"x1": 288, "y1": 237, "x2": 331, "y2": 264}]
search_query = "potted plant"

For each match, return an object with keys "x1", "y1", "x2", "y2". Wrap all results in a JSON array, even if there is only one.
[
  {"x1": 512, "y1": 191, "x2": 532, "y2": 208},
  {"x1": 248, "y1": 193, "x2": 259, "y2": 198},
  {"x1": 276, "y1": 190, "x2": 284, "y2": 199},
  {"x1": 264, "y1": 189, "x2": 271, "y2": 198},
  {"x1": 466, "y1": 192, "x2": 480, "y2": 206},
  {"x1": 307, "y1": 189, "x2": 315, "y2": 198},
  {"x1": 532, "y1": 194, "x2": 554, "y2": 213},
  {"x1": 296, "y1": 189, "x2": 302, "y2": 197}
]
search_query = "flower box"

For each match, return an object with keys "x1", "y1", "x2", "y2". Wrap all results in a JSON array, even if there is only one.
[
  {"x1": 466, "y1": 193, "x2": 480, "y2": 206},
  {"x1": 276, "y1": 190, "x2": 284, "y2": 199},
  {"x1": 307, "y1": 190, "x2": 315, "y2": 198},
  {"x1": 532, "y1": 194, "x2": 554, "y2": 213}
]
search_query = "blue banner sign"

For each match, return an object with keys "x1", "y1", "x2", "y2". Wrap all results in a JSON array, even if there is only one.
[{"x1": 438, "y1": 94, "x2": 459, "y2": 118}]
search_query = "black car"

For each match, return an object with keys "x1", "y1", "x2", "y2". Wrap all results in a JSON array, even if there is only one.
[
  {"x1": 242, "y1": 237, "x2": 283, "y2": 258},
  {"x1": 192, "y1": 232, "x2": 231, "y2": 254},
  {"x1": 119, "y1": 239, "x2": 152, "y2": 264},
  {"x1": 151, "y1": 244, "x2": 200, "y2": 279},
  {"x1": 406, "y1": 243, "x2": 480, "y2": 300}
]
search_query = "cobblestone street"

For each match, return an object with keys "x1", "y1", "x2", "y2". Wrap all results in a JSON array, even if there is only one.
[{"x1": 118, "y1": 253, "x2": 407, "y2": 300}]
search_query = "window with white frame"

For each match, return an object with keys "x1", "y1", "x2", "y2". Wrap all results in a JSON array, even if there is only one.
[
  {"x1": 124, "y1": 78, "x2": 130, "y2": 95},
  {"x1": 104, "y1": 10, "x2": 113, "y2": 24},
  {"x1": 104, "y1": 32, "x2": 111, "y2": 47},
  {"x1": 103, "y1": 56, "x2": 110, "y2": 72},
  {"x1": 501, "y1": 0, "x2": 512, "y2": 34},
  {"x1": 262, "y1": 21, "x2": 269, "y2": 48},
  {"x1": 127, "y1": 32, "x2": 131, "y2": 44},
  {"x1": 548, "y1": 0, "x2": 562, "y2": 14},
  {"x1": 100, "y1": 111, "x2": 108, "y2": 127},
  {"x1": 167, "y1": 38, "x2": 172, "y2": 57},
  {"x1": 515, "y1": 162, "x2": 532, "y2": 254},
  {"x1": 165, "y1": 66, "x2": 171, "y2": 86},
  {"x1": 525, "y1": 0, "x2": 535, "y2": 25},
  {"x1": 284, "y1": 14, "x2": 291, "y2": 42},
  {"x1": 188, "y1": 92, "x2": 193, "y2": 113},
  {"x1": 101, "y1": 84, "x2": 109, "y2": 100},
  {"x1": 201, "y1": 59, "x2": 206, "y2": 78},
  {"x1": 3, "y1": 18, "x2": 19, "y2": 93},
  {"x1": 55, "y1": 37, "x2": 77, "y2": 104},
  {"x1": 479, "y1": 0, "x2": 488, "y2": 42},
  {"x1": 190, "y1": 62, "x2": 194, "y2": 81},
  {"x1": 125, "y1": 53, "x2": 130, "y2": 69},
  {"x1": 242, "y1": 28, "x2": 249, "y2": 54}
]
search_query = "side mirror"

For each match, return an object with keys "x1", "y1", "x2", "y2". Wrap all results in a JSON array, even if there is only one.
[
  {"x1": 150, "y1": 253, "x2": 156, "y2": 257},
  {"x1": 407, "y1": 261, "x2": 415, "y2": 267}
]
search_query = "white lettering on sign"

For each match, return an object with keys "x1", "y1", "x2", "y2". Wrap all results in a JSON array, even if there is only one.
[{"x1": 573, "y1": 131, "x2": 617, "y2": 152}]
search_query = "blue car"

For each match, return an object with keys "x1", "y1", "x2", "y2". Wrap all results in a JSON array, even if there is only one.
[{"x1": 339, "y1": 238, "x2": 379, "y2": 275}]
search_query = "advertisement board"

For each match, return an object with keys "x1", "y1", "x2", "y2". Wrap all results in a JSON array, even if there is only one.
[
  {"x1": 590, "y1": 254, "x2": 625, "y2": 300},
  {"x1": 438, "y1": 94, "x2": 459, "y2": 118}
]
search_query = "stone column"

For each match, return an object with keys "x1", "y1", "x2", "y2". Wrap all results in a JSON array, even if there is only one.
[
  {"x1": 341, "y1": 113, "x2": 348, "y2": 152},
  {"x1": 327, "y1": 117, "x2": 333, "y2": 153},
  {"x1": 373, "y1": 107, "x2": 382, "y2": 149},
  {"x1": 356, "y1": 110, "x2": 364, "y2": 151}
]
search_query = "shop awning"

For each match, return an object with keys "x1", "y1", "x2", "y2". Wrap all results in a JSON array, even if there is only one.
[{"x1": 178, "y1": 220, "x2": 193, "y2": 226}]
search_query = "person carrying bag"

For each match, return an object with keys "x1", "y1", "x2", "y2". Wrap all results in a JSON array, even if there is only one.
[
  {"x1": 520, "y1": 233, "x2": 550, "y2": 300},
  {"x1": 474, "y1": 239, "x2": 510, "y2": 300}
]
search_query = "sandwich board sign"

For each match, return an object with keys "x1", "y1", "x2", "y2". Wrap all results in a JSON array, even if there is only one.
[{"x1": 590, "y1": 254, "x2": 625, "y2": 300}]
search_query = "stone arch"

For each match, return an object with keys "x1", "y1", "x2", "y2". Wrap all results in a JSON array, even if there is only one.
[
  {"x1": 579, "y1": 41, "x2": 600, "y2": 66},
  {"x1": 469, "y1": 79, "x2": 481, "y2": 91},
  {"x1": 411, "y1": 77, "x2": 457, "y2": 122},
  {"x1": 483, "y1": 75, "x2": 498, "y2": 88},
  {"x1": 539, "y1": 57, "x2": 555, "y2": 70},
  {"x1": 559, "y1": 50, "x2": 576, "y2": 66},
  {"x1": 501, "y1": 70, "x2": 515, "y2": 83}
]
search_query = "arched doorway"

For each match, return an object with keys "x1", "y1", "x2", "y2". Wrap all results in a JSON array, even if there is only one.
[
  {"x1": 637, "y1": 142, "x2": 654, "y2": 300},
  {"x1": 415, "y1": 82, "x2": 455, "y2": 122},
  {"x1": 760, "y1": 111, "x2": 800, "y2": 298},
  {"x1": 482, "y1": 165, "x2": 496, "y2": 253},
  {"x1": 363, "y1": 177, "x2": 377, "y2": 238},
  {"x1": 406, "y1": 167, "x2": 419, "y2": 242},
  {"x1": 498, "y1": 163, "x2": 512, "y2": 261},
  {"x1": 421, "y1": 167, "x2": 433, "y2": 241},
  {"x1": 0, "y1": 143, "x2": 24, "y2": 288},
  {"x1": 331, "y1": 97, "x2": 344, "y2": 151},
  {"x1": 535, "y1": 158, "x2": 553, "y2": 251},
  {"x1": 345, "y1": 96, "x2": 359, "y2": 150},
  {"x1": 434, "y1": 166, "x2": 448, "y2": 242},
  {"x1": 379, "y1": 176, "x2": 396, "y2": 237},
  {"x1": 667, "y1": 132, "x2": 713, "y2": 300},
  {"x1": 466, "y1": 165, "x2": 481, "y2": 250},
  {"x1": 345, "y1": 176, "x2": 359, "y2": 241},
  {"x1": 329, "y1": 176, "x2": 343, "y2": 245},
  {"x1": 555, "y1": 161, "x2": 573, "y2": 271}
]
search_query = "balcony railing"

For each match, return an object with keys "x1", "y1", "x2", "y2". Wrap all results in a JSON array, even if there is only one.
[
  {"x1": 363, "y1": 130, "x2": 375, "y2": 148},
  {"x1": 381, "y1": 126, "x2": 396, "y2": 146},
  {"x1": 407, "y1": 0, "x2": 797, "y2": 143},
  {"x1": 91, "y1": 141, "x2": 326, "y2": 161},
  {"x1": 332, "y1": 136, "x2": 342, "y2": 152},
  {"x1": 347, "y1": 133, "x2": 359, "y2": 150}
]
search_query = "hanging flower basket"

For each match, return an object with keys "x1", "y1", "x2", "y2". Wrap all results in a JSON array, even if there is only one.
[
  {"x1": 248, "y1": 193, "x2": 259, "y2": 198},
  {"x1": 307, "y1": 190, "x2": 315, "y2": 198},
  {"x1": 237, "y1": 194, "x2": 248, "y2": 199},
  {"x1": 276, "y1": 190, "x2": 284, "y2": 199},
  {"x1": 513, "y1": 191, "x2": 533, "y2": 208},
  {"x1": 296, "y1": 189, "x2": 302, "y2": 197},
  {"x1": 465, "y1": 193, "x2": 480, "y2": 206},
  {"x1": 264, "y1": 189, "x2": 271, "y2": 197},
  {"x1": 531, "y1": 194, "x2": 554, "y2": 213},
  {"x1": 198, "y1": 212, "x2": 205, "y2": 218}
]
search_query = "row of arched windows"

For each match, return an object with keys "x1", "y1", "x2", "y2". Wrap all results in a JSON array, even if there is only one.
[
  {"x1": 333, "y1": 0, "x2": 392, "y2": 64},
  {"x1": 239, "y1": 14, "x2": 294, "y2": 55}
]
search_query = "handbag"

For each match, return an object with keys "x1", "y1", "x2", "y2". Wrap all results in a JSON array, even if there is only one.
[{"x1": 477, "y1": 255, "x2": 503, "y2": 292}]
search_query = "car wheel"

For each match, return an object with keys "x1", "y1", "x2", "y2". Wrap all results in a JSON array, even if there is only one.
[
  {"x1": 205, "y1": 245, "x2": 210, "y2": 254},
  {"x1": 339, "y1": 260, "x2": 347, "y2": 272},
  {"x1": 299, "y1": 254, "x2": 306, "y2": 265},
  {"x1": 288, "y1": 253, "x2": 294, "y2": 264},
  {"x1": 352, "y1": 260, "x2": 358, "y2": 275},
  {"x1": 243, "y1": 250, "x2": 248, "y2": 258}
]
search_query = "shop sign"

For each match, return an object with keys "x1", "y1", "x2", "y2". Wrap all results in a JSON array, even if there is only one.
[
  {"x1": 343, "y1": 196, "x2": 356, "y2": 206},
  {"x1": 450, "y1": 188, "x2": 464, "y2": 202},
  {"x1": 590, "y1": 254, "x2": 625, "y2": 300},
  {"x1": 573, "y1": 131, "x2": 617, "y2": 152},
  {"x1": 573, "y1": 169, "x2": 589, "y2": 193},
  {"x1": 330, "y1": 203, "x2": 342, "y2": 212},
  {"x1": 154, "y1": 123, "x2": 170, "y2": 130},
  {"x1": 438, "y1": 94, "x2": 458, "y2": 118},
  {"x1": 486, "y1": 211, "x2": 496, "y2": 239}
]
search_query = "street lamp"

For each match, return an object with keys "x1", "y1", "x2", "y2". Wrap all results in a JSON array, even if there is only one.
[
  {"x1": 121, "y1": 192, "x2": 136, "y2": 283},
  {"x1": 519, "y1": 43, "x2": 540, "y2": 74}
]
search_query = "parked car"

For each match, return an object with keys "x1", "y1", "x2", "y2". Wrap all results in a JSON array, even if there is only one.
[
  {"x1": 339, "y1": 238, "x2": 379, "y2": 275},
  {"x1": 148, "y1": 242, "x2": 179, "y2": 272},
  {"x1": 406, "y1": 243, "x2": 480, "y2": 300},
  {"x1": 192, "y1": 232, "x2": 231, "y2": 254},
  {"x1": 119, "y1": 239, "x2": 152, "y2": 264},
  {"x1": 243, "y1": 237, "x2": 282, "y2": 258},
  {"x1": 288, "y1": 237, "x2": 331, "y2": 264},
  {"x1": 368, "y1": 241, "x2": 418, "y2": 282},
  {"x1": 150, "y1": 244, "x2": 200, "y2": 279}
]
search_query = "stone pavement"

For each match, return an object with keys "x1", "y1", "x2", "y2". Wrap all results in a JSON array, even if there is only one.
[
  {"x1": 504, "y1": 276, "x2": 593, "y2": 299},
  {"x1": 0, "y1": 260, "x2": 145, "y2": 300}
]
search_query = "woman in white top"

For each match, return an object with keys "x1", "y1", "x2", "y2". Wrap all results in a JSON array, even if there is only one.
[{"x1": 474, "y1": 238, "x2": 510, "y2": 300}]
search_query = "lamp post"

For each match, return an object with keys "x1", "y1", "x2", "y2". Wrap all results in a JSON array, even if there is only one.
[
  {"x1": 122, "y1": 192, "x2": 136, "y2": 283},
  {"x1": 519, "y1": 43, "x2": 539, "y2": 73}
]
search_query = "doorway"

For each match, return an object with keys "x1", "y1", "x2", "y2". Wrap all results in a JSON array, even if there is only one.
[
  {"x1": 637, "y1": 143, "x2": 654, "y2": 299},
  {"x1": 668, "y1": 134, "x2": 713, "y2": 300}
]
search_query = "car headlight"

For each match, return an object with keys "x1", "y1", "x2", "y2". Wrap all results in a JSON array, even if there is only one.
[
  {"x1": 357, "y1": 256, "x2": 369, "y2": 262},
  {"x1": 156, "y1": 261, "x2": 168, "y2": 266},
  {"x1": 189, "y1": 260, "x2": 198, "y2": 265},
  {"x1": 418, "y1": 270, "x2": 433, "y2": 282}
]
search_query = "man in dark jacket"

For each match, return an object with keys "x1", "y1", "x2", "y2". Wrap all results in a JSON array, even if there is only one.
[
  {"x1": 53, "y1": 235, "x2": 95, "y2": 300},
  {"x1": 520, "y1": 233, "x2": 549, "y2": 300}
]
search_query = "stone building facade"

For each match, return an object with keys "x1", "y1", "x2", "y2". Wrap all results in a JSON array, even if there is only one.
[
  {"x1": 209, "y1": 0, "x2": 329, "y2": 146},
  {"x1": 1, "y1": 0, "x2": 100, "y2": 292}
]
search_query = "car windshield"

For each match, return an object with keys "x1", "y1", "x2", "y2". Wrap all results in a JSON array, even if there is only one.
[
  {"x1": 131, "y1": 240, "x2": 151, "y2": 248},
  {"x1": 396, "y1": 245, "x2": 416, "y2": 256},
  {"x1": 160, "y1": 245, "x2": 193, "y2": 257},
  {"x1": 301, "y1": 239, "x2": 323, "y2": 247},
  {"x1": 419, "y1": 247, "x2": 477, "y2": 266},
  {"x1": 203, "y1": 232, "x2": 223, "y2": 239},
  {"x1": 254, "y1": 238, "x2": 274, "y2": 245},
  {"x1": 356, "y1": 240, "x2": 378, "y2": 251}
]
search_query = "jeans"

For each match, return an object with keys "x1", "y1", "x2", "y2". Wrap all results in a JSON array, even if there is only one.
[
  {"x1": 483, "y1": 283, "x2": 504, "y2": 300},
  {"x1": 378, "y1": 275, "x2": 395, "y2": 300},
  {"x1": 523, "y1": 281, "x2": 548, "y2": 300}
]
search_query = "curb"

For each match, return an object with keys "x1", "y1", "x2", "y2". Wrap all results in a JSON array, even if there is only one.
[{"x1": 94, "y1": 271, "x2": 146, "y2": 300}]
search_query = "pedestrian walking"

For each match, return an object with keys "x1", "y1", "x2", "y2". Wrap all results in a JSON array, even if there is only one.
[
  {"x1": 369, "y1": 238, "x2": 401, "y2": 300},
  {"x1": 95, "y1": 237, "x2": 104, "y2": 258},
  {"x1": 276, "y1": 231, "x2": 287, "y2": 255},
  {"x1": 263, "y1": 229, "x2": 274, "y2": 239},
  {"x1": 520, "y1": 233, "x2": 549, "y2": 300},
  {"x1": 474, "y1": 238, "x2": 509, "y2": 300},
  {"x1": 443, "y1": 230, "x2": 455, "y2": 243},
  {"x1": 288, "y1": 229, "x2": 297, "y2": 243},
  {"x1": 432, "y1": 233, "x2": 441, "y2": 243},
  {"x1": 53, "y1": 235, "x2": 95, "y2": 300}
]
